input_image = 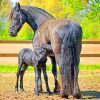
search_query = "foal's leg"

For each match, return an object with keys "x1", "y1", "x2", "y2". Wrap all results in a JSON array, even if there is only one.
[
  {"x1": 50, "y1": 56, "x2": 60, "y2": 93},
  {"x1": 42, "y1": 64, "x2": 51, "y2": 95},
  {"x1": 15, "y1": 60, "x2": 23, "y2": 91},
  {"x1": 34, "y1": 65, "x2": 39, "y2": 95},
  {"x1": 20, "y1": 63, "x2": 28, "y2": 92},
  {"x1": 38, "y1": 67, "x2": 43, "y2": 92}
]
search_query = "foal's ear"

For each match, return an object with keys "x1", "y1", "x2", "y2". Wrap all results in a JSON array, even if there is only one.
[{"x1": 15, "y1": 2, "x2": 20, "y2": 10}]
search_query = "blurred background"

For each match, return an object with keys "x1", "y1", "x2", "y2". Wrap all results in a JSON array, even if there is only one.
[{"x1": 0, "y1": 0, "x2": 100, "y2": 40}]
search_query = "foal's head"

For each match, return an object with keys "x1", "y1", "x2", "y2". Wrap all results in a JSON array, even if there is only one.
[{"x1": 9, "y1": 2, "x2": 26, "y2": 37}]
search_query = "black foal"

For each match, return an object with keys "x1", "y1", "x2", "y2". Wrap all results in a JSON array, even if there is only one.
[{"x1": 15, "y1": 44, "x2": 52, "y2": 95}]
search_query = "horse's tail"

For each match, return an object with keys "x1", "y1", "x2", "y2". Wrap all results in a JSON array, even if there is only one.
[{"x1": 60, "y1": 20, "x2": 82, "y2": 96}]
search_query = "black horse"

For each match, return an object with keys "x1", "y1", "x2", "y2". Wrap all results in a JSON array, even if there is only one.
[
  {"x1": 9, "y1": 3, "x2": 59, "y2": 93},
  {"x1": 9, "y1": 2, "x2": 82, "y2": 99},
  {"x1": 16, "y1": 44, "x2": 52, "y2": 95}
]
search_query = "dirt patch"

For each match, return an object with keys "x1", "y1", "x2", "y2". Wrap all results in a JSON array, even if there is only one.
[{"x1": 0, "y1": 71, "x2": 100, "y2": 100}]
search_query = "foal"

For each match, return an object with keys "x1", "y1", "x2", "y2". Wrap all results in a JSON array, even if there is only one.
[{"x1": 15, "y1": 44, "x2": 52, "y2": 95}]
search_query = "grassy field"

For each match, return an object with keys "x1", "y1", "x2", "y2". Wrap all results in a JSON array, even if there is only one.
[{"x1": 0, "y1": 64, "x2": 100, "y2": 72}]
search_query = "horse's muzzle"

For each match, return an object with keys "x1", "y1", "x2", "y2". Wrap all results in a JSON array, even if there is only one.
[
  {"x1": 9, "y1": 26, "x2": 17, "y2": 37},
  {"x1": 9, "y1": 32, "x2": 17, "y2": 37}
]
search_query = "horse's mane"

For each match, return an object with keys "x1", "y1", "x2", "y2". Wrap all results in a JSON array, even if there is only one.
[
  {"x1": 9, "y1": 6, "x2": 55, "y2": 22},
  {"x1": 9, "y1": 7, "x2": 15, "y2": 22},
  {"x1": 29, "y1": 6, "x2": 55, "y2": 19}
]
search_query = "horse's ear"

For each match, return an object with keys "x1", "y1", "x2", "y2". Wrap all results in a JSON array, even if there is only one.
[{"x1": 15, "y1": 2, "x2": 20, "y2": 10}]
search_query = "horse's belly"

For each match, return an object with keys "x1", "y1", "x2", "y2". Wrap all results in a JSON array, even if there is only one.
[{"x1": 23, "y1": 54, "x2": 33, "y2": 66}]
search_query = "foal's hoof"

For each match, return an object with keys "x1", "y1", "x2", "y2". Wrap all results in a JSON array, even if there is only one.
[
  {"x1": 34, "y1": 88, "x2": 39, "y2": 96},
  {"x1": 48, "y1": 91, "x2": 52, "y2": 95},
  {"x1": 20, "y1": 88, "x2": 24, "y2": 92},
  {"x1": 15, "y1": 88, "x2": 18, "y2": 92},
  {"x1": 35, "y1": 92, "x2": 39, "y2": 96}
]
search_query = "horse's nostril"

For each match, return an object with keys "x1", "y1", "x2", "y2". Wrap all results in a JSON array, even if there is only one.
[
  {"x1": 9, "y1": 26, "x2": 15, "y2": 31},
  {"x1": 9, "y1": 26, "x2": 15, "y2": 33},
  {"x1": 9, "y1": 30, "x2": 13, "y2": 35}
]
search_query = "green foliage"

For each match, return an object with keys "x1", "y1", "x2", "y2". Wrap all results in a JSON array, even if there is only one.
[
  {"x1": 81, "y1": 18, "x2": 100, "y2": 39},
  {"x1": 86, "y1": 0, "x2": 100, "y2": 21},
  {"x1": 60, "y1": 0, "x2": 85, "y2": 19},
  {"x1": 0, "y1": 22, "x2": 34, "y2": 40}
]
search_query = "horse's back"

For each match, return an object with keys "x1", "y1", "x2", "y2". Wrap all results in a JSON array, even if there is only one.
[
  {"x1": 49, "y1": 19, "x2": 82, "y2": 41},
  {"x1": 48, "y1": 19, "x2": 82, "y2": 55}
]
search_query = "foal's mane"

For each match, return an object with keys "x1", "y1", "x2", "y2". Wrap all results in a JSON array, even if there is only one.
[{"x1": 9, "y1": 6, "x2": 55, "y2": 22}]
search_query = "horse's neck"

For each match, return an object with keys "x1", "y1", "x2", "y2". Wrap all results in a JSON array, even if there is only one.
[
  {"x1": 32, "y1": 33, "x2": 41, "y2": 48},
  {"x1": 32, "y1": 20, "x2": 53, "y2": 47},
  {"x1": 22, "y1": 6, "x2": 54, "y2": 31}
]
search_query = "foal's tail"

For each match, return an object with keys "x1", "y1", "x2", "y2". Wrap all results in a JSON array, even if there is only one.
[{"x1": 60, "y1": 20, "x2": 82, "y2": 96}]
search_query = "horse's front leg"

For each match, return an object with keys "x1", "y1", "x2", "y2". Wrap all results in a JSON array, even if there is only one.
[
  {"x1": 50, "y1": 56, "x2": 60, "y2": 93},
  {"x1": 42, "y1": 64, "x2": 51, "y2": 95},
  {"x1": 34, "y1": 65, "x2": 39, "y2": 95},
  {"x1": 52, "y1": 42, "x2": 69, "y2": 98}
]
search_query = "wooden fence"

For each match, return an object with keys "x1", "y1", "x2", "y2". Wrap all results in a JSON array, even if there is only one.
[{"x1": 0, "y1": 40, "x2": 100, "y2": 64}]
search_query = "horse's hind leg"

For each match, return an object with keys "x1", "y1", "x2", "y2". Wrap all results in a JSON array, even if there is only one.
[
  {"x1": 42, "y1": 64, "x2": 51, "y2": 95},
  {"x1": 73, "y1": 40, "x2": 82, "y2": 99},
  {"x1": 20, "y1": 63, "x2": 28, "y2": 92},
  {"x1": 50, "y1": 56, "x2": 60, "y2": 93}
]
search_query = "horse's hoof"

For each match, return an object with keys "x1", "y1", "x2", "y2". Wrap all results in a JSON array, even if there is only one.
[
  {"x1": 73, "y1": 93, "x2": 82, "y2": 99},
  {"x1": 59, "y1": 91, "x2": 68, "y2": 98},
  {"x1": 53, "y1": 88, "x2": 60, "y2": 93},
  {"x1": 38, "y1": 88, "x2": 43, "y2": 93},
  {"x1": 36, "y1": 93, "x2": 39, "y2": 96}
]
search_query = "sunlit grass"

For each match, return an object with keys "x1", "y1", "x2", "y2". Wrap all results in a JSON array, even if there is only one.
[{"x1": 0, "y1": 64, "x2": 100, "y2": 72}]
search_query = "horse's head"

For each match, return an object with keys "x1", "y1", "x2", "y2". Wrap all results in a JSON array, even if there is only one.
[{"x1": 9, "y1": 2, "x2": 26, "y2": 37}]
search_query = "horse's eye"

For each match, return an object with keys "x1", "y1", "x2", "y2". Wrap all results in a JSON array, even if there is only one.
[
  {"x1": 13, "y1": 16, "x2": 16, "y2": 20},
  {"x1": 16, "y1": 9, "x2": 19, "y2": 12}
]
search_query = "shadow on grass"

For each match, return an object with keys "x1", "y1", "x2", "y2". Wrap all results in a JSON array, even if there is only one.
[{"x1": 82, "y1": 91, "x2": 100, "y2": 99}]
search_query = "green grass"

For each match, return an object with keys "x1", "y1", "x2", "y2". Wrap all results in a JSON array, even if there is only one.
[
  {"x1": 0, "y1": 65, "x2": 33, "y2": 72},
  {"x1": 79, "y1": 64, "x2": 100, "y2": 70},
  {"x1": 0, "y1": 64, "x2": 100, "y2": 72}
]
